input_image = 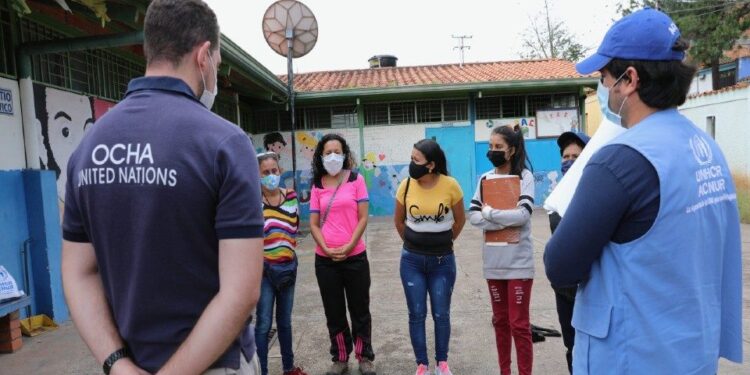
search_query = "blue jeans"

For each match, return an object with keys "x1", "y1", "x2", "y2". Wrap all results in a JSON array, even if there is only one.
[
  {"x1": 254, "y1": 275, "x2": 295, "y2": 375},
  {"x1": 400, "y1": 249, "x2": 457, "y2": 366}
]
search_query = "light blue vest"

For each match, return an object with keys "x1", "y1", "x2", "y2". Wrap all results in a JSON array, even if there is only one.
[{"x1": 572, "y1": 109, "x2": 743, "y2": 375}]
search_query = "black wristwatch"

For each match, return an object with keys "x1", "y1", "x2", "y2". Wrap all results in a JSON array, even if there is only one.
[{"x1": 103, "y1": 347, "x2": 131, "y2": 375}]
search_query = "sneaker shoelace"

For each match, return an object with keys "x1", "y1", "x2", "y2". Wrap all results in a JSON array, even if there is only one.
[{"x1": 416, "y1": 364, "x2": 429, "y2": 375}]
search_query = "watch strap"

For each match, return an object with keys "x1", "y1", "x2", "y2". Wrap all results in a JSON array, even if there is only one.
[{"x1": 103, "y1": 347, "x2": 131, "y2": 375}]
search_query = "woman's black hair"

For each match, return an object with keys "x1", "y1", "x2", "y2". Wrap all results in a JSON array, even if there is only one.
[
  {"x1": 491, "y1": 125, "x2": 532, "y2": 177},
  {"x1": 312, "y1": 133, "x2": 353, "y2": 188},
  {"x1": 604, "y1": 38, "x2": 697, "y2": 110},
  {"x1": 413, "y1": 138, "x2": 449, "y2": 176}
]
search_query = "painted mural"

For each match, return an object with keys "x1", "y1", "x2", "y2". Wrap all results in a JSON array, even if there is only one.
[
  {"x1": 252, "y1": 124, "x2": 427, "y2": 218},
  {"x1": 475, "y1": 118, "x2": 537, "y2": 141},
  {"x1": 34, "y1": 84, "x2": 115, "y2": 203},
  {"x1": 534, "y1": 170, "x2": 560, "y2": 209}
]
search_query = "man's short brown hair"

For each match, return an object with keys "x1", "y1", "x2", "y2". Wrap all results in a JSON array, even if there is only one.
[{"x1": 144, "y1": 0, "x2": 220, "y2": 66}]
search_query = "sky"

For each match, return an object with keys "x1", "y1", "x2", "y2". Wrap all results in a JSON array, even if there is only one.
[{"x1": 203, "y1": 0, "x2": 627, "y2": 75}]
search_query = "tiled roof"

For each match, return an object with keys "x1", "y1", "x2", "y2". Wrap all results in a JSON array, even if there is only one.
[
  {"x1": 282, "y1": 59, "x2": 589, "y2": 93},
  {"x1": 687, "y1": 79, "x2": 750, "y2": 99}
]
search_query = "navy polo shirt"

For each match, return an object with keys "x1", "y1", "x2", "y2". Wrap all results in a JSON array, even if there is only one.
[{"x1": 63, "y1": 76, "x2": 263, "y2": 372}]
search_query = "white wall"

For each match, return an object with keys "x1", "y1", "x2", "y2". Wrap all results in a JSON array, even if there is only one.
[
  {"x1": 680, "y1": 86, "x2": 750, "y2": 181},
  {"x1": 688, "y1": 70, "x2": 713, "y2": 96},
  {"x1": 0, "y1": 78, "x2": 26, "y2": 170}
]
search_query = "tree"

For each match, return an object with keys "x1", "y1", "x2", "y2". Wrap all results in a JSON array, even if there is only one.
[
  {"x1": 618, "y1": 0, "x2": 750, "y2": 90},
  {"x1": 518, "y1": 0, "x2": 588, "y2": 61}
]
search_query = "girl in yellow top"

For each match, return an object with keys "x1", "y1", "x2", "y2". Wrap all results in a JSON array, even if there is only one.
[{"x1": 394, "y1": 139, "x2": 466, "y2": 375}]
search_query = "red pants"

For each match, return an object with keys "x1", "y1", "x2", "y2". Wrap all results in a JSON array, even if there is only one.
[{"x1": 487, "y1": 279, "x2": 533, "y2": 375}]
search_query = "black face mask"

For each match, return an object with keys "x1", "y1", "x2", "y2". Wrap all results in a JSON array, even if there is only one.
[
  {"x1": 487, "y1": 150, "x2": 507, "y2": 168},
  {"x1": 409, "y1": 161, "x2": 431, "y2": 179}
]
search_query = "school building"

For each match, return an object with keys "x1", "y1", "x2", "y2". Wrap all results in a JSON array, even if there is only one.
[
  {"x1": 0, "y1": 0, "x2": 595, "y2": 326},
  {"x1": 249, "y1": 57, "x2": 596, "y2": 217}
]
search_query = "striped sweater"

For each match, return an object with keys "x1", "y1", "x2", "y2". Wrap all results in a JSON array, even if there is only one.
[
  {"x1": 262, "y1": 189, "x2": 299, "y2": 264},
  {"x1": 469, "y1": 169, "x2": 535, "y2": 280}
]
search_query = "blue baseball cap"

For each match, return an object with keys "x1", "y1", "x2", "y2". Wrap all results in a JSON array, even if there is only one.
[
  {"x1": 576, "y1": 7, "x2": 685, "y2": 75},
  {"x1": 557, "y1": 131, "x2": 590, "y2": 152}
]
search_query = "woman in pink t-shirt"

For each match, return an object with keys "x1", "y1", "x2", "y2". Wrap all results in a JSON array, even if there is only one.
[{"x1": 309, "y1": 134, "x2": 374, "y2": 375}]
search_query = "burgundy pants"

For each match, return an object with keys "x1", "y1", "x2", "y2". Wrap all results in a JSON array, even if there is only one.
[{"x1": 487, "y1": 279, "x2": 533, "y2": 375}]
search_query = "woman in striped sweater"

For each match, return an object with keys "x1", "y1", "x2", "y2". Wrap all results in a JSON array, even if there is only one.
[
  {"x1": 469, "y1": 126, "x2": 535, "y2": 375},
  {"x1": 254, "y1": 152, "x2": 307, "y2": 375}
]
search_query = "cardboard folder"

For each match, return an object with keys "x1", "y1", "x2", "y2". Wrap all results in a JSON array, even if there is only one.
[{"x1": 481, "y1": 175, "x2": 521, "y2": 246}]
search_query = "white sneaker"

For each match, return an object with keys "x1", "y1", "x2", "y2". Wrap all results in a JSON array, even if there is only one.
[
  {"x1": 415, "y1": 364, "x2": 429, "y2": 375},
  {"x1": 435, "y1": 361, "x2": 453, "y2": 375}
]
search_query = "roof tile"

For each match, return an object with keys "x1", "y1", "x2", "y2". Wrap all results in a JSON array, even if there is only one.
[{"x1": 281, "y1": 59, "x2": 589, "y2": 92}]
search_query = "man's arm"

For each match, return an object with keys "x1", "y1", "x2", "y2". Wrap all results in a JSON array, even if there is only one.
[
  {"x1": 62, "y1": 240, "x2": 149, "y2": 375},
  {"x1": 544, "y1": 145, "x2": 658, "y2": 288},
  {"x1": 157, "y1": 238, "x2": 263, "y2": 375}
]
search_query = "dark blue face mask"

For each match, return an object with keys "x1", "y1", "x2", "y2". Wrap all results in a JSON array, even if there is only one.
[{"x1": 561, "y1": 159, "x2": 575, "y2": 175}]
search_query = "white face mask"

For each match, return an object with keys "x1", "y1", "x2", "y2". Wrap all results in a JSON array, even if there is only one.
[
  {"x1": 323, "y1": 153, "x2": 345, "y2": 176},
  {"x1": 199, "y1": 52, "x2": 218, "y2": 109}
]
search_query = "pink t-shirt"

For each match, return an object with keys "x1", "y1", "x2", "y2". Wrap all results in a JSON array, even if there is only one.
[{"x1": 310, "y1": 171, "x2": 369, "y2": 257}]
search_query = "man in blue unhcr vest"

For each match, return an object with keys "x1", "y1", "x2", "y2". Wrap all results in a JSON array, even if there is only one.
[
  {"x1": 61, "y1": 0, "x2": 264, "y2": 374},
  {"x1": 544, "y1": 7, "x2": 743, "y2": 375}
]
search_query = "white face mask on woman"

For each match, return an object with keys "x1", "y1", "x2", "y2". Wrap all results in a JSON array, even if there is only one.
[{"x1": 323, "y1": 153, "x2": 344, "y2": 176}]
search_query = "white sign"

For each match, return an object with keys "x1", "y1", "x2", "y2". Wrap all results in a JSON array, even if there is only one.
[
  {"x1": 0, "y1": 88, "x2": 12, "y2": 115},
  {"x1": 0, "y1": 78, "x2": 25, "y2": 169},
  {"x1": 536, "y1": 108, "x2": 580, "y2": 138},
  {"x1": 475, "y1": 118, "x2": 537, "y2": 141}
]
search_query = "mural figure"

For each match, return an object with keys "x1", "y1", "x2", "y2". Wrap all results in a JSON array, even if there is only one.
[
  {"x1": 361, "y1": 151, "x2": 382, "y2": 189},
  {"x1": 34, "y1": 84, "x2": 95, "y2": 202},
  {"x1": 295, "y1": 131, "x2": 319, "y2": 204}
]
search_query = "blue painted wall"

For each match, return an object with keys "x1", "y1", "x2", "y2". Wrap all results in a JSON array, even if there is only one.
[
  {"x1": 475, "y1": 138, "x2": 562, "y2": 206},
  {"x1": 738, "y1": 56, "x2": 750, "y2": 81},
  {"x1": 0, "y1": 171, "x2": 32, "y2": 316},
  {"x1": 0, "y1": 170, "x2": 68, "y2": 321},
  {"x1": 23, "y1": 170, "x2": 67, "y2": 322}
]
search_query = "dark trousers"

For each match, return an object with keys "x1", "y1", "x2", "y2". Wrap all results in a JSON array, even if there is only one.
[
  {"x1": 553, "y1": 286, "x2": 576, "y2": 374},
  {"x1": 315, "y1": 252, "x2": 374, "y2": 362}
]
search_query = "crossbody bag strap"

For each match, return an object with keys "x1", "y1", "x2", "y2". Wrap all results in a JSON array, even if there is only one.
[{"x1": 320, "y1": 171, "x2": 349, "y2": 228}]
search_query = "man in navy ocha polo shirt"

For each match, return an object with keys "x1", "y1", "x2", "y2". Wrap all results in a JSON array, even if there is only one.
[{"x1": 61, "y1": 1, "x2": 264, "y2": 374}]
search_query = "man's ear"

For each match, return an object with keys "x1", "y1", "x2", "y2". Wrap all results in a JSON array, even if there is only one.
[{"x1": 620, "y1": 67, "x2": 640, "y2": 96}]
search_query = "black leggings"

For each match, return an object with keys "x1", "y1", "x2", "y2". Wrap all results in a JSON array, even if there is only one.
[{"x1": 315, "y1": 252, "x2": 375, "y2": 362}]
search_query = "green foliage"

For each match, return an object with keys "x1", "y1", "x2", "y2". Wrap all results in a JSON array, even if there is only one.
[{"x1": 617, "y1": 0, "x2": 750, "y2": 66}]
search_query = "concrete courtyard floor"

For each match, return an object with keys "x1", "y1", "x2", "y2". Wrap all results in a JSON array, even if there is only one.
[{"x1": 1, "y1": 210, "x2": 749, "y2": 374}]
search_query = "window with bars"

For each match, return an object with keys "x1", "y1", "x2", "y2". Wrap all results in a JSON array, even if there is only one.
[
  {"x1": 416, "y1": 100, "x2": 442, "y2": 123},
  {"x1": 443, "y1": 99, "x2": 468, "y2": 122},
  {"x1": 254, "y1": 110, "x2": 280, "y2": 133},
  {"x1": 476, "y1": 96, "x2": 501, "y2": 120},
  {"x1": 552, "y1": 93, "x2": 577, "y2": 108},
  {"x1": 364, "y1": 103, "x2": 388, "y2": 125},
  {"x1": 239, "y1": 104, "x2": 253, "y2": 132},
  {"x1": 303, "y1": 107, "x2": 331, "y2": 129},
  {"x1": 527, "y1": 94, "x2": 552, "y2": 116},
  {"x1": 279, "y1": 109, "x2": 304, "y2": 131},
  {"x1": 0, "y1": 1, "x2": 14, "y2": 76},
  {"x1": 389, "y1": 101, "x2": 415, "y2": 124},
  {"x1": 501, "y1": 96, "x2": 525, "y2": 118},
  {"x1": 213, "y1": 95, "x2": 236, "y2": 124},
  {"x1": 19, "y1": 18, "x2": 144, "y2": 101},
  {"x1": 331, "y1": 105, "x2": 357, "y2": 128}
]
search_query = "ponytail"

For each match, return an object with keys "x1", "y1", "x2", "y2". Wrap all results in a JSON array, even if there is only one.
[{"x1": 491, "y1": 125, "x2": 533, "y2": 177}]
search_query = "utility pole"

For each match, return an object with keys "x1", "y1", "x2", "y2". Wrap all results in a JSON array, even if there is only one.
[{"x1": 452, "y1": 35, "x2": 472, "y2": 67}]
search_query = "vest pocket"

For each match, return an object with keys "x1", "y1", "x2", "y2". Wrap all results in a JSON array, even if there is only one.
[
  {"x1": 572, "y1": 303, "x2": 613, "y2": 374},
  {"x1": 571, "y1": 302, "x2": 613, "y2": 339}
]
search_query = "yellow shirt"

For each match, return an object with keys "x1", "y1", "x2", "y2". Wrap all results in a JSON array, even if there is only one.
[{"x1": 396, "y1": 174, "x2": 463, "y2": 234}]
